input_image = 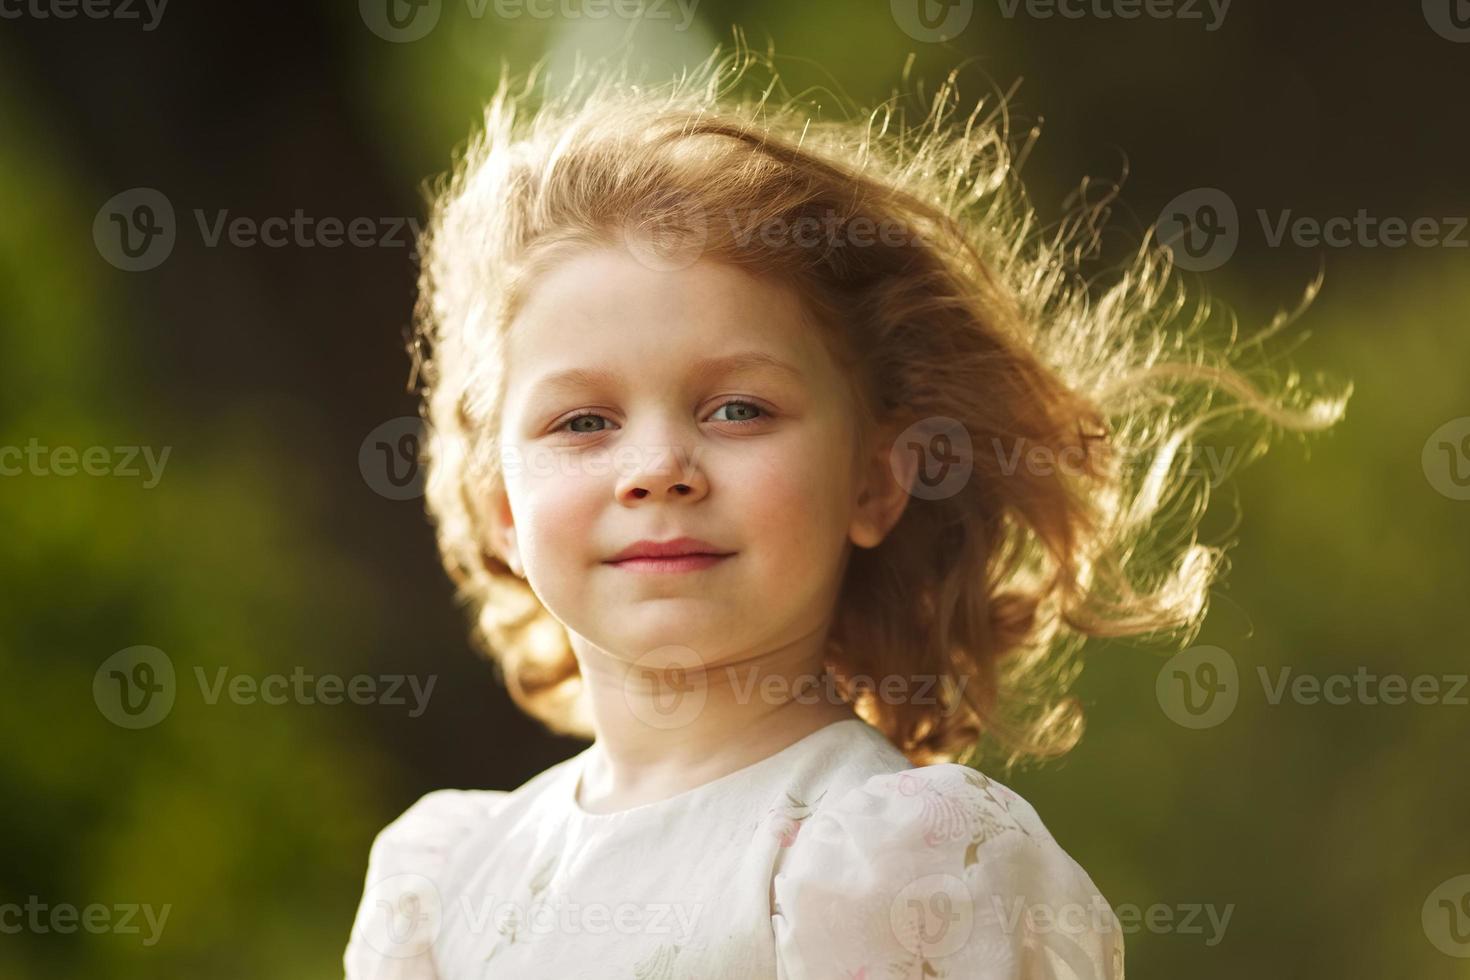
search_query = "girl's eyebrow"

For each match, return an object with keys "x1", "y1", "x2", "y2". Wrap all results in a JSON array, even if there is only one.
[{"x1": 525, "y1": 351, "x2": 805, "y2": 399}]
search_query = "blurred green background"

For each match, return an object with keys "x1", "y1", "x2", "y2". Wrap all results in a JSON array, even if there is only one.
[{"x1": 1, "y1": 2, "x2": 1467, "y2": 977}]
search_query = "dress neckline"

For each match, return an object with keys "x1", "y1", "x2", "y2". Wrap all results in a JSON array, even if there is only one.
[{"x1": 565, "y1": 717, "x2": 871, "y2": 821}]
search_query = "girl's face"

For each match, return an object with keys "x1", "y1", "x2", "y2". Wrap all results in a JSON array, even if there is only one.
[{"x1": 489, "y1": 247, "x2": 908, "y2": 670}]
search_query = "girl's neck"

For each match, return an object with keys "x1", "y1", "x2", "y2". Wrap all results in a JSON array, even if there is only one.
[{"x1": 570, "y1": 632, "x2": 856, "y2": 813}]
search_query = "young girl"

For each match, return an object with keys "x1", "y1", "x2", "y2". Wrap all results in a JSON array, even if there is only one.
[{"x1": 344, "y1": 45, "x2": 1345, "y2": 980}]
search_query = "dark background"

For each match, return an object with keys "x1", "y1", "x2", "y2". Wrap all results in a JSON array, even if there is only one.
[{"x1": 2, "y1": 1, "x2": 1468, "y2": 976}]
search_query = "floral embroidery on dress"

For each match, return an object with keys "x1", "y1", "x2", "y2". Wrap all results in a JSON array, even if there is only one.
[
  {"x1": 896, "y1": 768, "x2": 1031, "y2": 864},
  {"x1": 632, "y1": 942, "x2": 680, "y2": 980},
  {"x1": 482, "y1": 851, "x2": 558, "y2": 962},
  {"x1": 765, "y1": 790, "x2": 827, "y2": 848}
]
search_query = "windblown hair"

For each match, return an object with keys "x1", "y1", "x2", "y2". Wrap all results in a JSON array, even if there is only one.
[{"x1": 410, "y1": 42, "x2": 1348, "y2": 769}]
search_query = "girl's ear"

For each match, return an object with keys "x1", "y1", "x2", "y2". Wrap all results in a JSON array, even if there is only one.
[
  {"x1": 486, "y1": 486, "x2": 526, "y2": 578},
  {"x1": 848, "y1": 424, "x2": 916, "y2": 549}
]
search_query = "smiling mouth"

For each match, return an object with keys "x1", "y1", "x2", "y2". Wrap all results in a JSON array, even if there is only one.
[{"x1": 604, "y1": 553, "x2": 733, "y2": 573}]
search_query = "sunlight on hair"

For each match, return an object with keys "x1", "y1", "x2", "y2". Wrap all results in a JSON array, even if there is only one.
[{"x1": 408, "y1": 34, "x2": 1351, "y2": 770}]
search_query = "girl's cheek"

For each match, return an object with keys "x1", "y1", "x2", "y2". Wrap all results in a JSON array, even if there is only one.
[
  {"x1": 736, "y1": 437, "x2": 849, "y2": 551},
  {"x1": 506, "y1": 457, "x2": 600, "y2": 561}
]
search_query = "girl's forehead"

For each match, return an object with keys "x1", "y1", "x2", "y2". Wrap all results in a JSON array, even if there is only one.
[{"x1": 503, "y1": 248, "x2": 836, "y2": 381}]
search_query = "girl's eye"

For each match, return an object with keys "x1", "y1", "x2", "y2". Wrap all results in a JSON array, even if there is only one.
[
  {"x1": 710, "y1": 400, "x2": 765, "y2": 425},
  {"x1": 563, "y1": 412, "x2": 611, "y2": 434},
  {"x1": 557, "y1": 400, "x2": 766, "y2": 435}
]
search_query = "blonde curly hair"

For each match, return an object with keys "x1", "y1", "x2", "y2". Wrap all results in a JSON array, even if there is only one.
[{"x1": 408, "y1": 40, "x2": 1348, "y2": 769}]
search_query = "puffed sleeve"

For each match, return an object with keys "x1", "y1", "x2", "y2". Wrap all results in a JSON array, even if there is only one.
[
  {"x1": 343, "y1": 789, "x2": 508, "y2": 980},
  {"x1": 772, "y1": 764, "x2": 1124, "y2": 980}
]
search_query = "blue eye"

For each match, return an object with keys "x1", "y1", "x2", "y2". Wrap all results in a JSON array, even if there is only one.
[
  {"x1": 558, "y1": 400, "x2": 767, "y2": 436},
  {"x1": 710, "y1": 400, "x2": 765, "y2": 424},
  {"x1": 563, "y1": 412, "x2": 611, "y2": 434}
]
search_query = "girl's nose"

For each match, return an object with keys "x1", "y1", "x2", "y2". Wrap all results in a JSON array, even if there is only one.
[{"x1": 614, "y1": 444, "x2": 709, "y2": 504}]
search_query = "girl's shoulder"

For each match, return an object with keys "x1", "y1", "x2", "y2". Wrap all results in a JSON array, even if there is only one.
[
  {"x1": 343, "y1": 756, "x2": 579, "y2": 976},
  {"x1": 773, "y1": 762, "x2": 1125, "y2": 979},
  {"x1": 343, "y1": 789, "x2": 511, "y2": 974}
]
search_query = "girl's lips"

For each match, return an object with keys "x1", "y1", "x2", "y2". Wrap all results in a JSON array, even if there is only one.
[{"x1": 606, "y1": 553, "x2": 732, "y2": 573}]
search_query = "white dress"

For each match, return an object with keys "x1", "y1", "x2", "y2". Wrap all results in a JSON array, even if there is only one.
[{"x1": 343, "y1": 718, "x2": 1124, "y2": 979}]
